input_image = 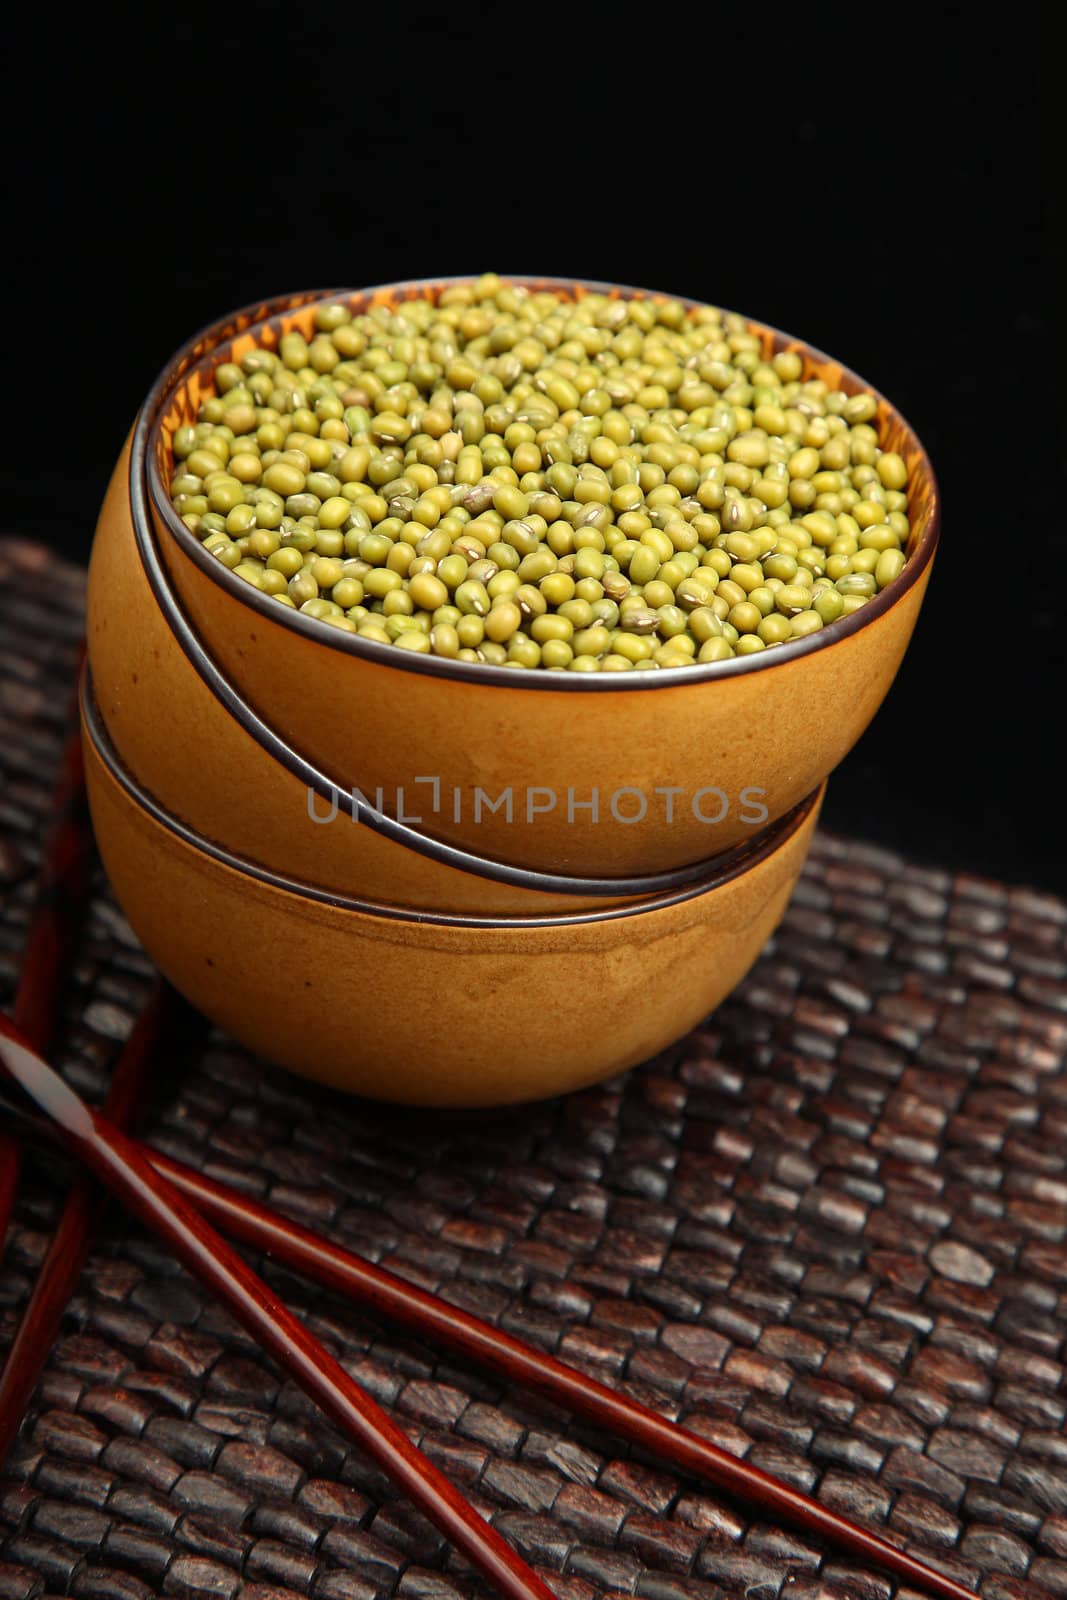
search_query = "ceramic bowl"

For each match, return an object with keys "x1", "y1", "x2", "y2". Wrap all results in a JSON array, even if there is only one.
[
  {"x1": 82, "y1": 676, "x2": 824, "y2": 1107},
  {"x1": 116, "y1": 277, "x2": 937, "y2": 880}
]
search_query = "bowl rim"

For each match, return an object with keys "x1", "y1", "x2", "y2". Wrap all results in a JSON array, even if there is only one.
[
  {"x1": 143, "y1": 275, "x2": 940, "y2": 694},
  {"x1": 82, "y1": 668, "x2": 822, "y2": 930}
]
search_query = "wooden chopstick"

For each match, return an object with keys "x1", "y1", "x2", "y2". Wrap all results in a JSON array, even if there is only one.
[
  {"x1": 0, "y1": 984, "x2": 199, "y2": 1463},
  {"x1": 0, "y1": 659, "x2": 111, "y2": 1461},
  {"x1": 152, "y1": 1141, "x2": 979, "y2": 1600},
  {"x1": 10, "y1": 667, "x2": 93, "y2": 1057},
  {"x1": 0, "y1": 1015, "x2": 561, "y2": 1600},
  {"x1": 1, "y1": 667, "x2": 94, "y2": 1292},
  {"x1": 4, "y1": 1085, "x2": 977, "y2": 1600},
  {"x1": 2, "y1": 667, "x2": 93, "y2": 1216}
]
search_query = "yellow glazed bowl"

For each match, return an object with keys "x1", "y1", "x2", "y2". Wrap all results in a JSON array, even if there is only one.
[
  {"x1": 82, "y1": 677, "x2": 824, "y2": 1107},
  {"x1": 120, "y1": 278, "x2": 937, "y2": 880}
]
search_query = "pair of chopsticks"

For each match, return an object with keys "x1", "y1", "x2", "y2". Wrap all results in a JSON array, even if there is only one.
[{"x1": 0, "y1": 695, "x2": 978, "y2": 1600}]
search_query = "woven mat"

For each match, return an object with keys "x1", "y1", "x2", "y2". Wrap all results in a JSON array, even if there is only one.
[{"x1": 1, "y1": 539, "x2": 1066, "y2": 1600}]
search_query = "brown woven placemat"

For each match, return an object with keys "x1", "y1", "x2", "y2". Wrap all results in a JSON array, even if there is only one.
[{"x1": 1, "y1": 537, "x2": 1066, "y2": 1600}]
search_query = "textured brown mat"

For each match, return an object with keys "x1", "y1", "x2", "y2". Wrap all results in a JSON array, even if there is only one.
[{"x1": 1, "y1": 536, "x2": 1066, "y2": 1600}]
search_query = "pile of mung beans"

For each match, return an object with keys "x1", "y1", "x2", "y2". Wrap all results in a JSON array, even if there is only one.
[{"x1": 169, "y1": 276, "x2": 912, "y2": 671}]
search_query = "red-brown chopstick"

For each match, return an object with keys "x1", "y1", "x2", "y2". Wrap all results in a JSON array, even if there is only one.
[
  {"x1": 3, "y1": 1090, "x2": 977, "y2": 1600},
  {"x1": 1, "y1": 669, "x2": 94, "y2": 1280},
  {"x1": 149, "y1": 1144, "x2": 976, "y2": 1600},
  {"x1": 0, "y1": 1016, "x2": 559, "y2": 1600},
  {"x1": 10, "y1": 666, "x2": 92, "y2": 1056},
  {"x1": 0, "y1": 983, "x2": 194, "y2": 1462}
]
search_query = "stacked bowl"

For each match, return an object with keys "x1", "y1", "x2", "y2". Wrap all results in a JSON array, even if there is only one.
[{"x1": 84, "y1": 278, "x2": 938, "y2": 1105}]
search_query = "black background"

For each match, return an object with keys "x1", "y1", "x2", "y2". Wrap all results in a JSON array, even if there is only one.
[{"x1": 5, "y1": 12, "x2": 1065, "y2": 894}]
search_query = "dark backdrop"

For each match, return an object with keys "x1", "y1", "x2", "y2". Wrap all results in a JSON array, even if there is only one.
[{"x1": 5, "y1": 12, "x2": 1065, "y2": 893}]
